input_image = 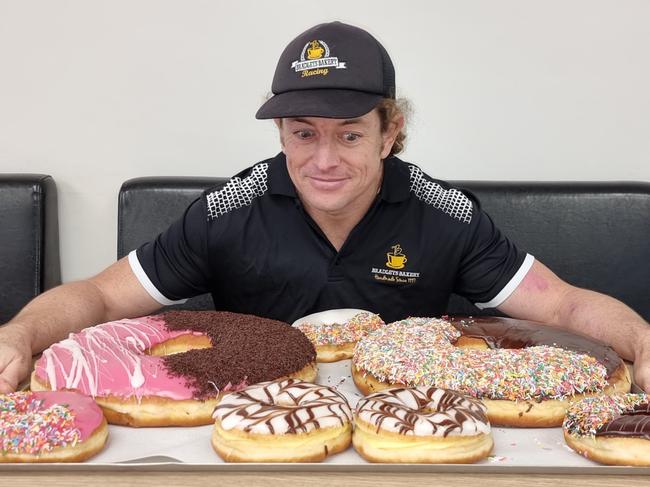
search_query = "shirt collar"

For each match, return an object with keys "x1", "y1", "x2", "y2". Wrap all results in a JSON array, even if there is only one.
[
  {"x1": 379, "y1": 156, "x2": 411, "y2": 203},
  {"x1": 267, "y1": 152, "x2": 297, "y2": 198},
  {"x1": 267, "y1": 152, "x2": 411, "y2": 203}
]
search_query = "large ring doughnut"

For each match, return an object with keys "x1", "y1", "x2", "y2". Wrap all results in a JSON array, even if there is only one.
[
  {"x1": 352, "y1": 317, "x2": 630, "y2": 427},
  {"x1": 211, "y1": 378, "x2": 352, "y2": 462},
  {"x1": 353, "y1": 386, "x2": 493, "y2": 463}
]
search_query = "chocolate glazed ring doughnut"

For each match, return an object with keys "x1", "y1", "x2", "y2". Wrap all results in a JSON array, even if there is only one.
[
  {"x1": 352, "y1": 316, "x2": 631, "y2": 427},
  {"x1": 211, "y1": 379, "x2": 352, "y2": 462},
  {"x1": 563, "y1": 393, "x2": 650, "y2": 465},
  {"x1": 353, "y1": 386, "x2": 493, "y2": 463}
]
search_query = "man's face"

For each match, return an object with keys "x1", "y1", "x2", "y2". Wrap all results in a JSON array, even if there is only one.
[{"x1": 278, "y1": 109, "x2": 399, "y2": 218}]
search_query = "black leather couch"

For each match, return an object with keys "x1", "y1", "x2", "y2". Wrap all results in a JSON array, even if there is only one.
[
  {"x1": 0, "y1": 174, "x2": 61, "y2": 323},
  {"x1": 118, "y1": 178, "x2": 650, "y2": 321}
]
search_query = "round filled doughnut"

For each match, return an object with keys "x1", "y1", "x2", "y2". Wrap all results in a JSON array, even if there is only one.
[
  {"x1": 352, "y1": 316, "x2": 630, "y2": 427},
  {"x1": 563, "y1": 393, "x2": 650, "y2": 466},
  {"x1": 353, "y1": 386, "x2": 493, "y2": 463},
  {"x1": 0, "y1": 391, "x2": 107, "y2": 462},
  {"x1": 211, "y1": 378, "x2": 352, "y2": 462},
  {"x1": 294, "y1": 310, "x2": 385, "y2": 362},
  {"x1": 31, "y1": 311, "x2": 317, "y2": 427}
]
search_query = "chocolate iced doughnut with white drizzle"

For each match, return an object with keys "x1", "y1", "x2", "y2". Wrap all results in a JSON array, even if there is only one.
[
  {"x1": 353, "y1": 386, "x2": 493, "y2": 463},
  {"x1": 211, "y1": 378, "x2": 352, "y2": 462}
]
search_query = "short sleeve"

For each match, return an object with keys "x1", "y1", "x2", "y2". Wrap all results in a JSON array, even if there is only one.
[
  {"x1": 453, "y1": 200, "x2": 534, "y2": 309},
  {"x1": 128, "y1": 197, "x2": 213, "y2": 304}
]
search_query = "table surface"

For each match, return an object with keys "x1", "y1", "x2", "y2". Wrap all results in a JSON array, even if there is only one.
[{"x1": 4, "y1": 471, "x2": 650, "y2": 487}]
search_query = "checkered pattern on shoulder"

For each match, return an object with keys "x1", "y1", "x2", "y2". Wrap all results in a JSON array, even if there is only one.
[
  {"x1": 408, "y1": 165, "x2": 473, "y2": 224},
  {"x1": 206, "y1": 163, "x2": 269, "y2": 219}
]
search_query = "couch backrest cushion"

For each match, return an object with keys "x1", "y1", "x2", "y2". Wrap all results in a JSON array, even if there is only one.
[
  {"x1": 0, "y1": 174, "x2": 60, "y2": 323},
  {"x1": 118, "y1": 178, "x2": 650, "y2": 321},
  {"x1": 118, "y1": 177, "x2": 227, "y2": 310},
  {"x1": 447, "y1": 181, "x2": 650, "y2": 321}
]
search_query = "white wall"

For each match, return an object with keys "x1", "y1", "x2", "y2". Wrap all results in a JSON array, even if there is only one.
[{"x1": 0, "y1": 0, "x2": 648, "y2": 282}]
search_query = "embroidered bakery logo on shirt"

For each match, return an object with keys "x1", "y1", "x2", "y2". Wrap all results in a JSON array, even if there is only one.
[
  {"x1": 291, "y1": 39, "x2": 347, "y2": 78},
  {"x1": 371, "y1": 244, "x2": 421, "y2": 284}
]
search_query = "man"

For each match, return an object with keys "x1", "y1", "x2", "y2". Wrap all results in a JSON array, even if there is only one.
[{"x1": 1, "y1": 21, "x2": 649, "y2": 394}]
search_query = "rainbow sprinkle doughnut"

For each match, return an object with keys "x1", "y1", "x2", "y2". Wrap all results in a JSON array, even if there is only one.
[
  {"x1": 563, "y1": 393, "x2": 650, "y2": 465},
  {"x1": 0, "y1": 391, "x2": 107, "y2": 462},
  {"x1": 352, "y1": 317, "x2": 630, "y2": 427}
]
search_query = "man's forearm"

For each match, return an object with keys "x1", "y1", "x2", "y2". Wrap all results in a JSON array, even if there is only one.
[
  {"x1": 553, "y1": 287, "x2": 650, "y2": 363},
  {"x1": 4, "y1": 280, "x2": 116, "y2": 355}
]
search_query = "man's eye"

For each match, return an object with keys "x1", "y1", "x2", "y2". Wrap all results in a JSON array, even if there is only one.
[
  {"x1": 294, "y1": 130, "x2": 313, "y2": 139},
  {"x1": 343, "y1": 132, "x2": 361, "y2": 142}
]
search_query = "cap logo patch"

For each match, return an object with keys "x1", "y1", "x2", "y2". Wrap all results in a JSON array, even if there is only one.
[{"x1": 291, "y1": 39, "x2": 347, "y2": 78}]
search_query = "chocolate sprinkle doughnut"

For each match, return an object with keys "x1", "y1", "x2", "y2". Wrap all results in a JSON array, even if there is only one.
[{"x1": 163, "y1": 311, "x2": 317, "y2": 399}]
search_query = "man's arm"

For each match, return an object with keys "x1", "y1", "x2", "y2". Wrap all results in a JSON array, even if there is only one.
[
  {"x1": 498, "y1": 259, "x2": 650, "y2": 391},
  {"x1": 0, "y1": 257, "x2": 162, "y2": 392}
]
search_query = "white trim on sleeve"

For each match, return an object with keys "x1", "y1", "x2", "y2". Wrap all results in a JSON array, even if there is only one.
[
  {"x1": 127, "y1": 250, "x2": 188, "y2": 306},
  {"x1": 474, "y1": 253, "x2": 535, "y2": 310}
]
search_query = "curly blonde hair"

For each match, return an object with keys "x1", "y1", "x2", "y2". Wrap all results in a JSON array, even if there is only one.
[{"x1": 376, "y1": 97, "x2": 410, "y2": 156}]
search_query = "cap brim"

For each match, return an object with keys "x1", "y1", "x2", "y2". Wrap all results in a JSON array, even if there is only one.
[{"x1": 255, "y1": 89, "x2": 383, "y2": 119}]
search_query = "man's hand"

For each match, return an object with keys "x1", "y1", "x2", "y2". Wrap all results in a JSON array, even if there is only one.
[{"x1": 0, "y1": 324, "x2": 32, "y2": 393}]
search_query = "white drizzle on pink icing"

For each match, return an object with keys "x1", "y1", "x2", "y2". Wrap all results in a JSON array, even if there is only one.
[{"x1": 35, "y1": 316, "x2": 206, "y2": 400}]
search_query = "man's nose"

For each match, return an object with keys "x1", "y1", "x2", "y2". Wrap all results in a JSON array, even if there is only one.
[{"x1": 312, "y1": 137, "x2": 340, "y2": 170}]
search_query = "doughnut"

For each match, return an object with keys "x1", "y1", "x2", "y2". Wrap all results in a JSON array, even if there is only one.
[
  {"x1": 352, "y1": 316, "x2": 630, "y2": 427},
  {"x1": 0, "y1": 391, "x2": 107, "y2": 462},
  {"x1": 211, "y1": 378, "x2": 352, "y2": 462},
  {"x1": 295, "y1": 310, "x2": 385, "y2": 362},
  {"x1": 563, "y1": 393, "x2": 650, "y2": 465},
  {"x1": 31, "y1": 311, "x2": 317, "y2": 427},
  {"x1": 353, "y1": 386, "x2": 493, "y2": 463}
]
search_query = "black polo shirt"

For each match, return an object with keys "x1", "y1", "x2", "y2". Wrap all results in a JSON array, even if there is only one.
[{"x1": 129, "y1": 153, "x2": 533, "y2": 324}]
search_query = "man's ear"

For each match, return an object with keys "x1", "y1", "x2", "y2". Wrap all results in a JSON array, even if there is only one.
[{"x1": 380, "y1": 115, "x2": 405, "y2": 159}]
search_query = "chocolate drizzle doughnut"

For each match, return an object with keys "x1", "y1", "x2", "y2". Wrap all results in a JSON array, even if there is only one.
[
  {"x1": 353, "y1": 386, "x2": 493, "y2": 463},
  {"x1": 211, "y1": 379, "x2": 352, "y2": 462},
  {"x1": 355, "y1": 387, "x2": 490, "y2": 437}
]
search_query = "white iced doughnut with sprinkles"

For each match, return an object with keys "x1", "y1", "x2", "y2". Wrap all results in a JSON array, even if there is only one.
[
  {"x1": 211, "y1": 378, "x2": 352, "y2": 462},
  {"x1": 352, "y1": 316, "x2": 631, "y2": 427},
  {"x1": 563, "y1": 393, "x2": 650, "y2": 466},
  {"x1": 353, "y1": 386, "x2": 493, "y2": 463},
  {"x1": 295, "y1": 310, "x2": 385, "y2": 362},
  {"x1": 0, "y1": 391, "x2": 108, "y2": 463}
]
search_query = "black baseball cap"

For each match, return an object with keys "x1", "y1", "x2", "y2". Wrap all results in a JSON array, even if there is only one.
[{"x1": 256, "y1": 21, "x2": 395, "y2": 119}]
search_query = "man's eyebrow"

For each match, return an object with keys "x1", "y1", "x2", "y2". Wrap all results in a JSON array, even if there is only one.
[
  {"x1": 340, "y1": 118, "x2": 364, "y2": 126},
  {"x1": 289, "y1": 117, "x2": 313, "y2": 125},
  {"x1": 287, "y1": 117, "x2": 366, "y2": 126}
]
